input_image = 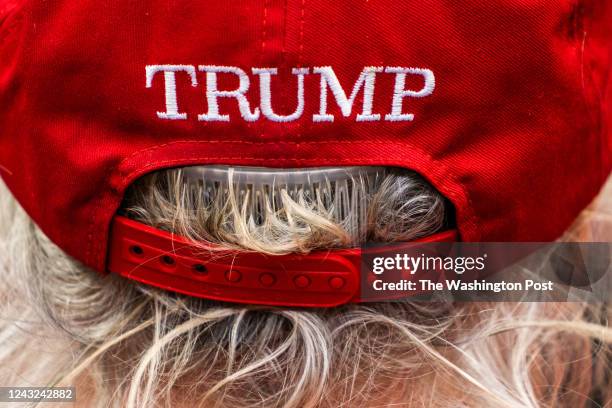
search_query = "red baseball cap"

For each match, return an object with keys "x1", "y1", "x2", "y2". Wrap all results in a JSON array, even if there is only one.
[{"x1": 0, "y1": 1, "x2": 610, "y2": 305}]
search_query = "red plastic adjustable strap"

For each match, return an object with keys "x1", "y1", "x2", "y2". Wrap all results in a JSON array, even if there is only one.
[{"x1": 107, "y1": 216, "x2": 457, "y2": 307}]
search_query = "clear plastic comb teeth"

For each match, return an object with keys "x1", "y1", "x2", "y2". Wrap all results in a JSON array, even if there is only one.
[{"x1": 181, "y1": 166, "x2": 388, "y2": 237}]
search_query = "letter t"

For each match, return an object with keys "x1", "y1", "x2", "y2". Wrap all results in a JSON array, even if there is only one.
[{"x1": 145, "y1": 65, "x2": 198, "y2": 120}]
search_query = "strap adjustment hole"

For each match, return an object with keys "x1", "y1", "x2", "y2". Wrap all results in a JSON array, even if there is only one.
[
  {"x1": 161, "y1": 255, "x2": 175, "y2": 266},
  {"x1": 130, "y1": 245, "x2": 144, "y2": 256},
  {"x1": 192, "y1": 264, "x2": 208, "y2": 274}
]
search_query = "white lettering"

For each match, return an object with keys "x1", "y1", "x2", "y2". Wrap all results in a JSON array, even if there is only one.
[
  {"x1": 313, "y1": 66, "x2": 383, "y2": 122},
  {"x1": 198, "y1": 65, "x2": 260, "y2": 122},
  {"x1": 385, "y1": 67, "x2": 436, "y2": 122},
  {"x1": 145, "y1": 65, "x2": 436, "y2": 123},
  {"x1": 252, "y1": 67, "x2": 309, "y2": 122},
  {"x1": 145, "y1": 65, "x2": 198, "y2": 120}
]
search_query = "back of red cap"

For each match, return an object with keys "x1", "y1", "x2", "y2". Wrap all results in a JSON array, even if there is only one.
[{"x1": 0, "y1": 0, "x2": 610, "y2": 274}]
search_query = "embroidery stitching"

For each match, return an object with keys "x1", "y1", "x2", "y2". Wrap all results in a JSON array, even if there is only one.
[
  {"x1": 385, "y1": 67, "x2": 436, "y2": 122},
  {"x1": 145, "y1": 65, "x2": 436, "y2": 123},
  {"x1": 145, "y1": 65, "x2": 198, "y2": 120},
  {"x1": 253, "y1": 67, "x2": 309, "y2": 122},
  {"x1": 313, "y1": 66, "x2": 383, "y2": 122},
  {"x1": 198, "y1": 65, "x2": 260, "y2": 122}
]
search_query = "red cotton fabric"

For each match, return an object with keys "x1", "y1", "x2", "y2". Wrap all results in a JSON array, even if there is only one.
[{"x1": 0, "y1": 0, "x2": 610, "y2": 273}]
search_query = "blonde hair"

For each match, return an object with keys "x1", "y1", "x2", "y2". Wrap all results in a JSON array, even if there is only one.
[
  {"x1": 0, "y1": 169, "x2": 610, "y2": 408},
  {"x1": 123, "y1": 167, "x2": 447, "y2": 254}
]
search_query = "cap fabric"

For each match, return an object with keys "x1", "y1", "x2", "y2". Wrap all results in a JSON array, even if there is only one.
[{"x1": 0, "y1": 0, "x2": 610, "y2": 273}]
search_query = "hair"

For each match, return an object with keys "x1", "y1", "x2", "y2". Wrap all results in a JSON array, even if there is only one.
[
  {"x1": 0, "y1": 167, "x2": 610, "y2": 408},
  {"x1": 122, "y1": 167, "x2": 447, "y2": 254}
]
